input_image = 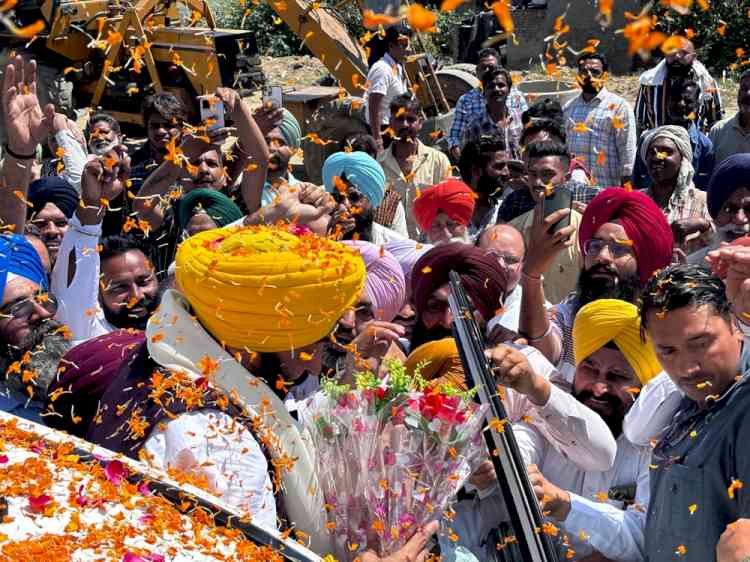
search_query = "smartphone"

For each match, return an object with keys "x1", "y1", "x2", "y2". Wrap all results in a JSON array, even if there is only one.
[
  {"x1": 542, "y1": 185, "x2": 573, "y2": 234},
  {"x1": 198, "y1": 95, "x2": 225, "y2": 131},
  {"x1": 263, "y1": 85, "x2": 283, "y2": 109}
]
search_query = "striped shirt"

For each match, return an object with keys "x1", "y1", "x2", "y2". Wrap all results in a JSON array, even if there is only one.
[
  {"x1": 447, "y1": 87, "x2": 529, "y2": 149},
  {"x1": 461, "y1": 106, "x2": 525, "y2": 157}
]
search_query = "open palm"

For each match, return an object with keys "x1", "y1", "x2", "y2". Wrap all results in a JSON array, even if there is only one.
[{"x1": 2, "y1": 55, "x2": 52, "y2": 154}]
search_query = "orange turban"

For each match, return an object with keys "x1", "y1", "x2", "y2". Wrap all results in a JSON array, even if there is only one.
[
  {"x1": 413, "y1": 179, "x2": 476, "y2": 232},
  {"x1": 405, "y1": 337, "x2": 468, "y2": 391}
]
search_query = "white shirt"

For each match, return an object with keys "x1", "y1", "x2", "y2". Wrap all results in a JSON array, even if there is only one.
[
  {"x1": 52, "y1": 214, "x2": 115, "y2": 345},
  {"x1": 143, "y1": 409, "x2": 277, "y2": 531},
  {"x1": 519, "y1": 424, "x2": 650, "y2": 560},
  {"x1": 363, "y1": 53, "x2": 408, "y2": 126},
  {"x1": 370, "y1": 221, "x2": 407, "y2": 245}
]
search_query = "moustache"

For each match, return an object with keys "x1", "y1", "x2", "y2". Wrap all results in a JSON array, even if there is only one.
[
  {"x1": 575, "y1": 389, "x2": 622, "y2": 410},
  {"x1": 588, "y1": 264, "x2": 618, "y2": 276}
]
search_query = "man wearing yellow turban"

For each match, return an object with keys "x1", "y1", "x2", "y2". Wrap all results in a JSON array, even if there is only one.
[{"x1": 520, "y1": 299, "x2": 661, "y2": 560}]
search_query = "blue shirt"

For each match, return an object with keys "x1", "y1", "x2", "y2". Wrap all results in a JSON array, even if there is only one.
[
  {"x1": 448, "y1": 87, "x2": 529, "y2": 149},
  {"x1": 632, "y1": 123, "x2": 715, "y2": 191}
]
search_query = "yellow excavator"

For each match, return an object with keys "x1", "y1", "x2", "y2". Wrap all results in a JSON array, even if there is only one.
[{"x1": 0, "y1": 0, "x2": 264, "y2": 125}]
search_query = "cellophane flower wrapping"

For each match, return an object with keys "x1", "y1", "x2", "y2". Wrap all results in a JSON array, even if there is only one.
[{"x1": 299, "y1": 359, "x2": 488, "y2": 561}]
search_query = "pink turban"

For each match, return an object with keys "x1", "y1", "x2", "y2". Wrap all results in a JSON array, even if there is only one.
[
  {"x1": 579, "y1": 188, "x2": 674, "y2": 286},
  {"x1": 413, "y1": 179, "x2": 476, "y2": 232},
  {"x1": 342, "y1": 240, "x2": 406, "y2": 322},
  {"x1": 384, "y1": 239, "x2": 434, "y2": 293}
]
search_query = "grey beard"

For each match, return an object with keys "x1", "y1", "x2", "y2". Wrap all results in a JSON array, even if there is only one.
[{"x1": 0, "y1": 320, "x2": 72, "y2": 400}]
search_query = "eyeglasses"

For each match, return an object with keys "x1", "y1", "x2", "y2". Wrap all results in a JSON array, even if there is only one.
[
  {"x1": 582, "y1": 239, "x2": 634, "y2": 259},
  {"x1": 0, "y1": 293, "x2": 58, "y2": 322},
  {"x1": 486, "y1": 250, "x2": 522, "y2": 266}
]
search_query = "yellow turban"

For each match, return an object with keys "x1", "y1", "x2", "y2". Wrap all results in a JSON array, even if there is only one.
[
  {"x1": 405, "y1": 338, "x2": 467, "y2": 391},
  {"x1": 175, "y1": 225, "x2": 366, "y2": 352},
  {"x1": 572, "y1": 299, "x2": 661, "y2": 384}
]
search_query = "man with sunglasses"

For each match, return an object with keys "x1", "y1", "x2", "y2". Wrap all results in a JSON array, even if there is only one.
[
  {"x1": 0, "y1": 233, "x2": 70, "y2": 422},
  {"x1": 563, "y1": 52, "x2": 637, "y2": 189}
]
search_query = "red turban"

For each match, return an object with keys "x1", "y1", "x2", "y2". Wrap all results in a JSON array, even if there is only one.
[
  {"x1": 413, "y1": 179, "x2": 476, "y2": 232},
  {"x1": 44, "y1": 330, "x2": 145, "y2": 438},
  {"x1": 412, "y1": 242, "x2": 509, "y2": 321},
  {"x1": 579, "y1": 188, "x2": 673, "y2": 286}
]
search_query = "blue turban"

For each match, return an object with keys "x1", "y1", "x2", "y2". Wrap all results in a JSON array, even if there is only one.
[
  {"x1": 28, "y1": 176, "x2": 79, "y2": 219},
  {"x1": 0, "y1": 234, "x2": 48, "y2": 299},
  {"x1": 278, "y1": 109, "x2": 301, "y2": 150},
  {"x1": 708, "y1": 154, "x2": 750, "y2": 219},
  {"x1": 322, "y1": 151, "x2": 385, "y2": 208}
]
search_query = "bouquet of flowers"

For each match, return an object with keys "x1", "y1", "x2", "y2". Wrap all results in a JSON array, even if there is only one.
[{"x1": 299, "y1": 359, "x2": 487, "y2": 561}]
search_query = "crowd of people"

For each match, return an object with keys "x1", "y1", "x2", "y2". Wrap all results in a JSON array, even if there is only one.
[{"x1": 1, "y1": 25, "x2": 750, "y2": 562}]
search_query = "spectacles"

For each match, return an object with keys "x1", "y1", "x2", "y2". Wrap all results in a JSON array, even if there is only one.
[
  {"x1": 0, "y1": 293, "x2": 58, "y2": 322},
  {"x1": 583, "y1": 239, "x2": 634, "y2": 259},
  {"x1": 486, "y1": 250, "x2": 522, "y2": 266}
]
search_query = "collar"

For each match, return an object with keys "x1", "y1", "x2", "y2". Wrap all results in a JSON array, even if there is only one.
[
  {"x1": 146, "y1": 290, "x2": 331, "y2": 552},
  {"x1": 577, "y1": 87, "x2": 609, "y2": 104},
  {"x1": 381, "y1": 140, "x2": 425, "y2": 176},
  {"x1": 382, "y1": 52, "x2": 401, "y2": 70}
]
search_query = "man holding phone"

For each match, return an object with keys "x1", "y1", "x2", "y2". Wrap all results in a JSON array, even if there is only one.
[{"x1": 508, "y1": 141, "x2": 583, "y2": 303}]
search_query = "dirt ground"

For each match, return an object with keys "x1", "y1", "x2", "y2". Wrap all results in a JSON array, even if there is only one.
[{"x1": 256, "y1": 55, "x2": 740, "y2": 116}]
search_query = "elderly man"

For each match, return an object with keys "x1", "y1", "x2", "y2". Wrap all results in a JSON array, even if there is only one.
[
  {"x1": 447, "y1": 47, "x2": 528, "y2": 161},
  {"x1": 0, "y1": 234, "x2": 70, "y2": 422},
  {"x1": 554, "y1": 264, "x2": 750, "y2": 562},
  {"x1": 710, "y1": 69, "x2": 750, "y2": 165},
  {"x1": 635, "y1": 37, "x2": 723, "y2": 133},
  {"x1": 412, "y1": 179, "x2": 475, "y2": 244},
  {"x1": 520, "y1": 188, "x2": 674, "y2": 382},
  {"x1": 563, "y1": 52, "x2": 637, "y2": 188},
  {"x1": 323, "y1": 150, "x2": 405, "y2": 244},
  {"x1": 524, "y1": 299, "x2": 661, "y2": 560},
  {"x1": 479, "y1": 224, "x2": 530, "y2": 333},
  {"x1": 639, "y1": 125, "x2": 713, "y2": 253},
  {"x1": 380, "y1": 94, "x2": 452, "y2": 238}
]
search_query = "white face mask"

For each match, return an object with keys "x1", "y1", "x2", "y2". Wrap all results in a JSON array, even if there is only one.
[{"x1": 716, "y1": 221, "x2": 750, "y2": 243}]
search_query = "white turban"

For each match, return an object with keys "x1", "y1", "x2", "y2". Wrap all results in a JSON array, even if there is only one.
[{"x1": 639, "y1": 125, "x2": 694, "y2": 192}]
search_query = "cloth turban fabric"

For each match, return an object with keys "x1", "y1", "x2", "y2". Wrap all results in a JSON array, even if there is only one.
[
  {"x1": 341, "y1": 240, "x2": 405, "y2": 322},
  {"x1": 322, "y1": 151, "x2": 386, "y2": 208},
  {"x1": 405, "y1": 337, "x2": 467, "y2": 391},
  {"x1": 384, "y1": 239, "x2": 434, "y2": 293},
  {"x1": 278, "y1": 108, "x2": 302, "y2": 150},
  {"x1": 44, "y1": 329, "x2": 145, "y2": 438},
  {"x1": 572, "y1": 299, "x2": 661, "y2": 384},
  {"x1": 579, "y1": 188, "x2": 673, "y2": 286},
  {"x1": 175, "y1": 225, "x2": 366, "y2": 352},
  {"x1": 28, "y1": 176, "x2": 80, "y2": 219},
  {"x1": 707, "y1": 153, "x2": 750, "y2": 219},
  {"x1": 412, "y1": 242, "x2": 509, "y2": 322},
  {"x1": 0, "y1": 233, "x2": 48, "y2": 298},
  {"x1": 413, "y1": 179, "x2": 476, "y2": 232},
  {"x1": 639, "y1": 125, "x2": 695, "y2": 192},
  {"x1": 176, "y1": 188, "x2": 244, "y2": 231}
]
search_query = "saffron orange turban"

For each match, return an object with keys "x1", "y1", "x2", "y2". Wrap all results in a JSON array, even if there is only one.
[
  {"x1": 579, "y1": 188, "x2": 673, "y2": 286},
  {"x1": 413, "y1": 179, "x2": 476, "y2": 232},
  {"x1": 175, "y1": 225, "x2": 366, "y2": 352},
  {"x1": 405, "y1": 337, "x2": 467, "y2": 391},
  {"x1": 573, "y1": 299, "x2": 661, "y2": 384}
]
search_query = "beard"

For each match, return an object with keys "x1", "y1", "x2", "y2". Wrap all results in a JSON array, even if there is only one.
[
  {"x1": 576, "y1": 264, "x2": 641, "y2": 309},
  {"x1": 409, "y1": 320, "x2": 454, "y2": 351},
  {"x1": 572, "y1": 386, "x2": 626, "y2": 437},
  {"x1": 102, "y1": 293, "x2": 161, "y2": 331},
  {"x1": 340, "y1": 205, "x2": 375, "y2": 242},
  {"x1": 0, "y1": 319, "x2": 71, "y2": 401},
  {"x1": 476, "y1": 174, "x2": 504, "y2": 198},
  {"x1": 667, "y1": 60, "x2": 693, "y2": 77}
]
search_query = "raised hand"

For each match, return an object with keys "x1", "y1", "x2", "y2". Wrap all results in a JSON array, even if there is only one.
[
  {"x1": 2, "y1": 55, "x2": 52, "y2": 156},
  {"x1": 524, "y1": 205, "x2": 576, "y2": 279},
  {"x1": 79, "y1": 145, "x2": 130, "y2": 224}
]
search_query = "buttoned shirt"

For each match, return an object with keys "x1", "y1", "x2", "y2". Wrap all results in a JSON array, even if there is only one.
[
  {"x1": 564, "y1": 88, "x2": 637, "y2": 188},
  {"x1": 461, "y1": 106, "x2": 524, "y2": 156},
  {"x1": 632, "y1": 123, "x2": 715, "y2": 191},
  {"x1": 380, "y1": 140, "x2": 452, "y2": 238},
  {"x1": 447, "y1": 87, "x2": 529, "y2": 149},
  {"x1": 709, "y1": 112, "x2": 750, "y2": 165},
  {"x1": 497, "y1": 181, "x2": 602, "y2": 223},
  {"x1": 641, "y1": 183, "x2": 712, "y2": 227},
  {"x1": 363, "y1": 53, "x2": 408, "y2": 126}
]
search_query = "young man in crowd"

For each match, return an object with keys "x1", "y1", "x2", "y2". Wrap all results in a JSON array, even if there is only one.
[
  {"x1": 635, "y1": 37, "x2": 723, "y2": 133},
  {"x1": 322, "y1": 150, "x2": 405, "y2": 244},
  {"x1": 412, "y1": 178, "x2": 475, "y2": 244},
  {"x1": 25, "y1": 176, "x2": 79, "y2": 266},
  {"x1": 519, "y1": 188, "x2": 674, "y2": 382},
  {"x1": 633, "y1": 73, "x2": 715, "y2": 191},
  {"x1": 523, "y1": 299, "x2": 660, "y2": 559},
  {"x1": 379, "y1": 94, "x2": 451, "y2": 238},
  {"x1": 447, "y1": 47, "x2": 528, "y2": 161},
  {"x1": 710, "y1": 68, "x2": 750, "y2": 165},
  {"x1": 563, "y1": 52, "x2": 637, "y2": 188}
]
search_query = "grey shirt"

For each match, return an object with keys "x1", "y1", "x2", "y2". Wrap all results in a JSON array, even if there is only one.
[{"x1": 709, "y1": 113, "x2": 750, "y2": 165}]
